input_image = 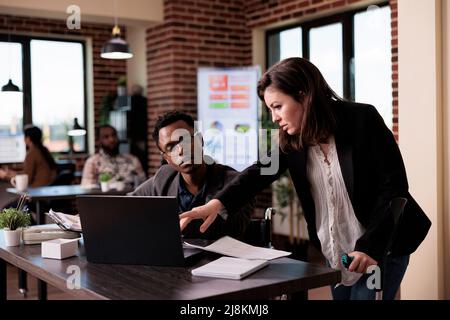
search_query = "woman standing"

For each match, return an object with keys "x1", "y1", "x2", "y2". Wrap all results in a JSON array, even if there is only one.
[{"x1": 180, "y1": 57, "x2": 431, "y2": 300}]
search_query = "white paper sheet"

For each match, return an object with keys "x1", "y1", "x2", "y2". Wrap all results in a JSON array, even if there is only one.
[{"x1": 184, "y1": 236, "x2": 291, "y2": 260}]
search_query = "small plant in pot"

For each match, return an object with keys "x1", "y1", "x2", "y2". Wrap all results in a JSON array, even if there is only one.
[
  {"x1": 0, "y1": 195, "x2": 31, "y2": 246},
  {"x1": 111, "y1": 175, "x2": 125, "y2": 191},
  {"x1": 99, "y1": 172, "x2": 113, "y2": 192}
]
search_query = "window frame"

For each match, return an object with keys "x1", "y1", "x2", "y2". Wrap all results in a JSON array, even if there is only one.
[
  {"x1": 0, "y1": 33, "x2": 88, "y2": 154},
  {"x1": 265, "y1": 2, "x2": 390, "y2": 101}
]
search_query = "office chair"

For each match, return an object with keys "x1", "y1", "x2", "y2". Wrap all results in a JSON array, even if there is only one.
[
  {"x1": 244, "y1": 207, "x2": 275, "y2": 248},
  {"x1": 376, "y1": 197, "x2": 408, "y2": 300},
  {"x1": 50, "y1": 169, "x2": 75, "y2": 186}
]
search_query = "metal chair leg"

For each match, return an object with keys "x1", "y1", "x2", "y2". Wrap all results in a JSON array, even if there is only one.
[
  {"x1": 0, "y1": 259, "x2": 6, "y2": 300},
  {"x1": 18, "y1": 270, "x2": 27, "y2": 297},
  {"x1": 37, "y1": 279, "x2": 47, "y2": 300}
]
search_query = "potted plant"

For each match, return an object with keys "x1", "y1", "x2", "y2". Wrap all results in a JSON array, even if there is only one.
[
  {"x1": 112, "y1": 176, "x2": 125, "y2": 191},
  {"x1": 0, "y1": 196, "x2": 31, "y2": 246},
  {"x1": 99, "y1": 92, "x2": 117, "y2": 125},
  {"x1": 117, "y1": 76, "x2": 127, "y2": 96},
  {"x1": 99, "y1": 172, "x2": 112, "y2": 192}
]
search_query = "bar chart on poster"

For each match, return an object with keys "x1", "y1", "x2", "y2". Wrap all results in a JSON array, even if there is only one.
[
  {"x1": 197, "y1": 67, "x2": 260, "y2": 171},
  {"x1": 0, "y1": 135, "x2": 26, "y2": 164}
]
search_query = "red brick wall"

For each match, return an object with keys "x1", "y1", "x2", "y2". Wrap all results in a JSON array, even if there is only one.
[
  {"x1": 146, "y1": 0, "x2": 252, "y2": 172},
  {"x1": 390, "y1": 0, "x2": 398, "y2": 140},
  {"x1": 0, "y1": 14, "x2": 127, "y2": 146}
]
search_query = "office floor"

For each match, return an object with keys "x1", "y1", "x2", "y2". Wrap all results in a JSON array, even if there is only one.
[{"x1": 5, "y1": 263, "x2": 332, "y2": 300}]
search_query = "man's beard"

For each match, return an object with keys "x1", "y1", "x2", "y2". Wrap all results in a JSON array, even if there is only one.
[{"x1": 102, "y1": 145, "x2": 119, "y2": 156}]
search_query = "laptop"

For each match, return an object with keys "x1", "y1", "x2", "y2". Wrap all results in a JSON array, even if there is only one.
[{"x1": 76, "y1": 195, "x2": 204, "y2": 267}]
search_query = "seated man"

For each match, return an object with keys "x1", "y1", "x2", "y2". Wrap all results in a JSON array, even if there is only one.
[
  {"x1": 81, "y1": 124, "x2": 146, "y2": 187},
  {"x1": 131, "y1": 111, "x2": 253, "y2": 240}
]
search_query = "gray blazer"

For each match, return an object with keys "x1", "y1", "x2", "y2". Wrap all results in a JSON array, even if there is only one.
[{"x1": 130, "y1": 163, "x2": 253, "y2": 240}]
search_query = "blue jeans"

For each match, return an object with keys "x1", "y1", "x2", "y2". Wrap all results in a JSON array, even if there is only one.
[{"x1": 330, "y1": 255, "x2": 410, "y2": 300}]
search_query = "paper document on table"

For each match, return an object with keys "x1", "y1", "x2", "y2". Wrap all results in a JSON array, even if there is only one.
[{"x1": 184, "y1": 236, "x2": 291, "y2": 260}]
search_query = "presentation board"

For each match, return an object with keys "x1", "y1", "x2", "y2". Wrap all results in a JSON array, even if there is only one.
[{"x1": 197, "y1": 67, "x2": 260, "y2": 171}]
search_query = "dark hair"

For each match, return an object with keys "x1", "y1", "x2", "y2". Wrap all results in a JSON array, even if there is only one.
[
  {"x1": 152, "y1": 111, "x2": 195, "y2": 150},
  {"x1": 257, "y1": 57, "x2": 340, "y2": 152},
  {"x1": 24, "y1": 125, "x2": 57, "y2": 170},
  {"x1": 96, "y1": 124, "x2": 117, "y2": 139}
]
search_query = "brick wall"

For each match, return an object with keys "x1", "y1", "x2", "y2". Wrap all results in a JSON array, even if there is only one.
[
  {"x1": 0, "y1": 14, "x2": 127, "y2": 148},
  {"x1": 390, "y1": 0, "x2": 398, "y2": 140},
  {"x1": 146, "y1": 0, "x2": 252, "y2": 173}
]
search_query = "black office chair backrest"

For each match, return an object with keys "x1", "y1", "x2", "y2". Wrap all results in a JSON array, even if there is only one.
[
  {"x1": 376, "y1": 197, "x2": 408, "y2": 297},
  {"x1": 50, "y1": 169, "x2": 75, "y2": 186},
  {"x1": 55, "y1": 160, "x2": 76, "y2": 174},
  {"x1": 244, "y1": 208, "x2": 275, "y2": 248},
  {"x1": 384, "y1": 197, "x2": 407, "y2": 258},
  {"x1": 389, "y1": 197, "x2": 407, "y2": 228}
]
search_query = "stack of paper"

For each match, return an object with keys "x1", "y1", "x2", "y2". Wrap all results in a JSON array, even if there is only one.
[
  {"x1": 184, "y1": 236, "x2": 291, "y2": 260},
  {"x1": 191, "y1": 257, "x2": 269, "y2": 280},
  {"x1": 45, "y1": 209, "x2": 82, "y2": 232}
]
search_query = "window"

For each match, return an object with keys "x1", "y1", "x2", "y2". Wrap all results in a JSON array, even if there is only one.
[
  {"x1": 266, "y1": 4, "x2": 393, "y2": 129},
  {"x1": 354, "y1": 6, "x2": 392, "y2": 128},
  {"x1": 0, "y1": 34, "x2": 87, "y2": 153},
  {"x1": 267, "y1": 27, "x2": 303, "y2": 68},
  {"x1": 31, "y1": 40, "x2": 86, "y2": 152},
  {"x1": 0, "y1": 42, "x2": 23, "y2": 135},
  {"x1": 309, "y1": 23, "x2": 343, "y2": 97}
]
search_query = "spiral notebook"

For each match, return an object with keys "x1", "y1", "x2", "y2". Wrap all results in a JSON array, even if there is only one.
[{"x1": 191, "y1": 257, "x2": 269, "y2": 280}]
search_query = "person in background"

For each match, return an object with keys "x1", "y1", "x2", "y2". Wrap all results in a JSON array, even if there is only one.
[
  {"x1": 180, "y1": 57, "x2": 431, "y2": 300},
  {"x1": 81, "y1": 124, "x2": 146, "y2": 187},
  {"x1": 131, "y1": 111, "x2": 252, "y2": 240},
  {"x1": 0, "y1": 125, "x2": 57, "y2": 187}
]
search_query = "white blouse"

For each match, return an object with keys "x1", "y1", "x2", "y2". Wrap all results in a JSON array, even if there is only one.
[{"x1": 306, "y1": 136, "x2": 366, "y2": 286}]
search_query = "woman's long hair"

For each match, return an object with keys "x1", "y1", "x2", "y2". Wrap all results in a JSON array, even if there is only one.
[
  {"x1": 257, "y1": 57, "x2": 340, "y2": 153},
  {"x1": 24, "y1": 125, "x2": 57, "y2": 170}
]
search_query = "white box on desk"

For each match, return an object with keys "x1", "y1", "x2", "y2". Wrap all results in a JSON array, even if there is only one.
[{"x1": 41, "y1": 238, "x2": 78, "y2": 259}]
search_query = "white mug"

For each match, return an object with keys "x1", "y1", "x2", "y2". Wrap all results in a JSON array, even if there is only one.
[{"x1": 11, "y1": 174, "x2": 28, "y2": 192}]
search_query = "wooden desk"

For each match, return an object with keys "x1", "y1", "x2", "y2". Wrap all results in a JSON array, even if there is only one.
[
  {"x1": 6, "y1": 185, "x2": 132, "y2": 224},
  {"x1": 6, "y1": 185, "x2": 132, "y2": 297},
  {"x1": 0, "y1": 233, "x2": 340, "y2": 300}
]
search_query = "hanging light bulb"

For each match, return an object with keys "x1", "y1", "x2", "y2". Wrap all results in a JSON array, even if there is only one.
[
  {"x1": 1, "y1": 79, "x2": 21, "y2": 92},
  {"x1": 101, "y1": 0, "x2": 132, "y2": 60},
  {"x1": 101, "y1": 25, "x2": 133, "y2": 60},
  {"x1": 68, "y1": 118, "x2": 86, "y2": 136},
  {"x1": 1, "y1": 16, "x2": 23, "y2": 97}
]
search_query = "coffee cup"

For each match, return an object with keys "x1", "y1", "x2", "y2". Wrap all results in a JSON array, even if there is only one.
[{"x1": 10, "y1": 174, "x2": 28, "y2": 192}]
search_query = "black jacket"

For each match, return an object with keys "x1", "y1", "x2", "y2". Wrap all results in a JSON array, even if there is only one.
[{"x1": 216, "y1": 100, "x2": 431, "y2": 261}]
